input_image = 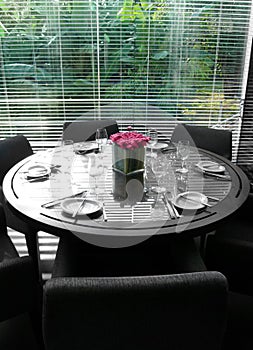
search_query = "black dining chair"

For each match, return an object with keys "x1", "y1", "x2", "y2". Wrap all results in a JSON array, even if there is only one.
[
  {"x1": 43, "y1": 271, "x2": 228, "y2": 350},
  {"x1": 0, "y1": 135, "x2": 41, "y2": 278},
  {"x1": 171, "y1": 123, "x2": 232, "y2": 160},
  {"x1": 62, "y1": 119, "x2": 119, "y2": 143},
  {"x1": 171, "y1": 122, "x2": 235, "y2": 255},
  {"x1": 205, "y1": 193, "x2": 253, "y2": 295},
  {"x1": 171, "y1": 124, "x2": 253, "y2": 296},
  {"x1": 0, "y1": 203, "x2": 43, "y2": 349}
]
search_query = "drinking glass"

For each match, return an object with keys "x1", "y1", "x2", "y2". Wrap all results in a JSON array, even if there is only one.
[
  {"x1": 96, "y1": 128, "x2": 108, "y2": 152},
  {"x1": 61, "y1": 139, "x2": 74, "y2": 156},
  {"x1": 88, "y1": 154, "x2": 104, "y2": 197},
  {"x1": 176, "y1": 140, "x2": 190, "y2": 174},
  {"x1": 60, "y1": 139, "x2": 74, "y2": 168},
  {"x1": 150, "y1": 157, "x2": 167, "y2": 218},
  {"x1": 147, "y1": 129, "x2": 158, "y2": 158}
]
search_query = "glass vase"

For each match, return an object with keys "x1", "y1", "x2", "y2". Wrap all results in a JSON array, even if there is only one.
[{"x1": 112, "y1": 144, "x2": 145, "y2": 201}]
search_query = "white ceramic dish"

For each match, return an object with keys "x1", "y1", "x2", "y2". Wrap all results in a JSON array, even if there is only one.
[
  {"x1": 147, "y1": 142, "x2": 168, "y2": 150},
  {"x1": 196, "y1": 161, "x2": 225, "y2": 173},
  {"x1": 173, "y1": 191, "x2": 208, "y2": 210},
  {"x1": 27, "y1": 165, "x2": 51, "y2": 178},
  {"x1": 61, "y1": 198, "x2": 102, "y2": 216}
]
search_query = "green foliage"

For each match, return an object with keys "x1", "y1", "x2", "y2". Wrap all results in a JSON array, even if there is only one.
[{"x1": 0, "y1": 0, "x2": 250, "y2": 117}]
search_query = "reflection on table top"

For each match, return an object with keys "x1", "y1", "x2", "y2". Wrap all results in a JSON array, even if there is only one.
[{"x1": 3, "y1": 142, "x2": 249, "y2": 242}]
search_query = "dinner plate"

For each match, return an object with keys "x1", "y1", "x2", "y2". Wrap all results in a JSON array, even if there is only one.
[
  {"x1": 147, "y1": 142, "x2": 169, "y2": 150},
  {"x1": 61, "y1": 198, "x2": 102, "y2": 216},
  {"x1": 196, "y1": 161, "x2": 225, "y2": 173},
  {"x1": 27, "y1": 164, "x2": 51, "y2": 178},
  {"x1": 173, "y1": 191, "x2": 208, "y2": 210}
]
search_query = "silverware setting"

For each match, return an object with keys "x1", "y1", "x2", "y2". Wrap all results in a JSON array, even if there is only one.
[
  {"x1": 203, "y1": 171, "x2": 231, "y2": 180},
  {"x1": 165, "y1": 192, "x2": 181, "y2": 219},
  {"x1": 24, "y1": 175, "x2": 50, "y2": 183},
  {"x1": 206, "y1": 195, "x2": 220, "y2": 201},
  {"x1": 180, "y1": 194, "x2": 212, "y2": 207},
  {"x1": 163, "y1": 194, "x2": 175, "y2": 219},
  {"x1": 102, "y1": 202, "x2": 108, "y2": 222},
  {"x1": 72, "y1": 193, "x2": 88, "y2": 218},
  {"x1": 41, "y1": 191, "x2": 86, "y2": 209}
]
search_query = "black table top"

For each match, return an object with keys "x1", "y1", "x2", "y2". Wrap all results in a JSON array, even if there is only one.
[{"x1": 3, "y1": 144, "x2": 249, "y2": 248}]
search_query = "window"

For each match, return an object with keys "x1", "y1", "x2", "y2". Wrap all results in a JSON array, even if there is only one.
[
  {"x1": 237, "y1": 37, "x2": 253, "y2": 181},
  {"x1": 0, "y1": 0, "x2": 252, "y2": 153}
]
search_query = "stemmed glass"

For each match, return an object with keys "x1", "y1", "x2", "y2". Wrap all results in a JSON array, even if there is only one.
[
  {"x1": 96, "y1": 128, "x2": 108, "y2": 152},
  {"x1": 147, "y1": 129, "x2": 158, "y2": 158},
  {"x1": 176, "y1": 140, "x2": 190, "y2": 174}
]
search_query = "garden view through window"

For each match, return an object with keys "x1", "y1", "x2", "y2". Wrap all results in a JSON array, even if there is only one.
[{"x1": 0, "y1": 0, "x2": 252, "y2": 153}]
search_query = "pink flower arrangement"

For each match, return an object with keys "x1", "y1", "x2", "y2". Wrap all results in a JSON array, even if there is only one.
[{"x1": 110, "y1": 130, "x2": 150, "y2": 150}]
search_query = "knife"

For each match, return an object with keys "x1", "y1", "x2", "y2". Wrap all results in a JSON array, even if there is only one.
[
  {"x1": 180, "y1": 194, "x2": 212, "y2": 207},
  {"x1": 165, "y1": 193, "x2": 181, "y2": 218},
  {"x1": 203, "y1": 171, "x2": 231, "y2": 180},
  {"x1": 25, "y1": 175, "x2": 49, "y2": 183},
  {"x1": 102, "y1": 202, "x2": 108, "y2": 222}
]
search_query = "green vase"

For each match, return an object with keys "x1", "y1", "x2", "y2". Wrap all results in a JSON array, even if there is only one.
[{"x1": 112, "y1": 144, "x2": 145, "y2": 201}]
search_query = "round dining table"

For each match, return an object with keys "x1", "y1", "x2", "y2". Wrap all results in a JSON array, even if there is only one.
[{"x1": 3, "y1": 142, "x2": 250, "y2": 257}]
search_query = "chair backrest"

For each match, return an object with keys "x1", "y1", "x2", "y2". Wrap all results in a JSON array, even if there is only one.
[
  {"x1": 62, "y1": 119, "x2": 119, "y2": 143},
  {"x1": 43, "y1": 272, "x2": 228, "y2": 350},
  {"x1": 171, "y1": 123, "x2": 232, "y2": 160},
  {"x1": 0, "y1": 135, "x2": 33, "y2": 184},
  {"x1": 0, "y1": 203, "x2": 43, "y2": 349}
]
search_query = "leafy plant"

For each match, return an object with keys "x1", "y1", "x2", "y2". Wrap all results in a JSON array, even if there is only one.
[{"x1": 0, "y1": 0, "x2": 250, "y2": 120}]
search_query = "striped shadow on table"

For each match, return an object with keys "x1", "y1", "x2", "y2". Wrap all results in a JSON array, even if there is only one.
[{"x1": 8, "y1": 228, "x2": 59, "y2": 281}]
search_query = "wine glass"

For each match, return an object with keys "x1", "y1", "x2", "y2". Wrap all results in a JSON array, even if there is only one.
[
  {"x1": 88, "y1": 154, "x2": 104, "y2": 197},
  {"x1": 147, "y1": 129, "x2": 158, "y2": 158},
  {"x1": 176, "y1": 140, "x2": 190, "y2": 174},
  {"x1": 96, "y1": 128, "x2": 108, "y2": 152}
]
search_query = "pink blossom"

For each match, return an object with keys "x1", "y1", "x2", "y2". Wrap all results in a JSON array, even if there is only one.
[{"x1": 110, "y1": 131, "x2": 150, "y2": 150}]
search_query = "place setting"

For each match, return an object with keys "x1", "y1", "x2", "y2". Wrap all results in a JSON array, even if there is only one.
[
  {"x1": 194, "y1": 160, "x2": 231, "y2": 180},
  {"x1": 61, "y1": 196, "x2": 103, "y2": 220},
  {"x1": 21, "y1": 164, "x2": 52, "y2": 183},
  {"x1": 172, "y1": 191, "x2": 220, "y2": 212},
  {"x1": 41, "y1": 188, "x2": 106, "y2": 222},
  {"x1": 146, "y1": 128, "x2": 176, "y2": 155},
  {"x1": 73, "y1": 141, "x2": 99, "y2": 155}
]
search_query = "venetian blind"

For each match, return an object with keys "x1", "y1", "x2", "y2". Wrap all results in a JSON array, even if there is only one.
[
  {"x1": 0, "y1": 0, "x2": 252, "y2": 152},
  {"x1": 237, "y1": 36, "x2": 253, "y2": 181}
]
